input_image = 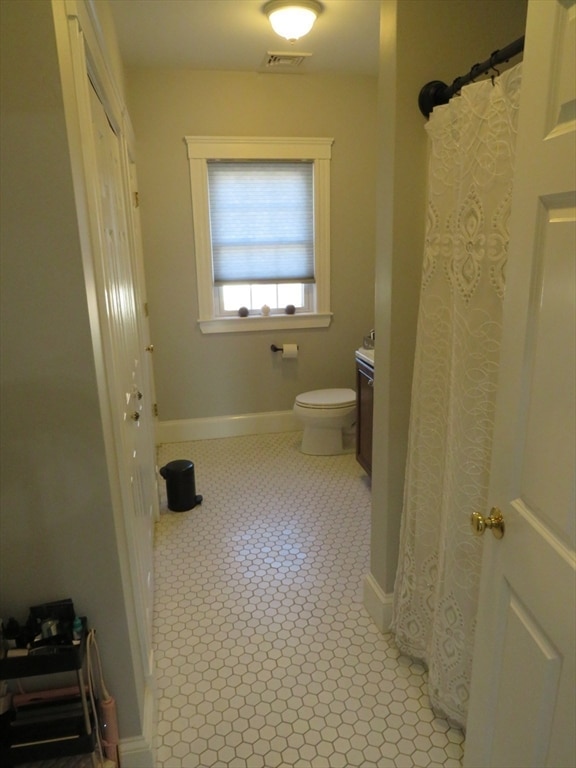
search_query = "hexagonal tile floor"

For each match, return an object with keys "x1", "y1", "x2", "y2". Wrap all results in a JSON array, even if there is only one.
[{"x1": 155, "y1": 432, "x2": 464, "y2": 767}]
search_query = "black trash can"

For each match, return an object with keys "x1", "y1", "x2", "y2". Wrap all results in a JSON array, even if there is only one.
[{"x1": 159, "y1": 459, "x2": 203, "y2": 512}]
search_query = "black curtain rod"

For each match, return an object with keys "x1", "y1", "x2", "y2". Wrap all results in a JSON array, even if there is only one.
[{"x1": 418, "y1": 35, "x2": 525, "y2": 118}]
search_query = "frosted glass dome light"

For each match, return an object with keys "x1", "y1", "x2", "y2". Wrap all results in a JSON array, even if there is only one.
[{"x1": 264, "y1": 1, "x2": 323, "y2": 43}]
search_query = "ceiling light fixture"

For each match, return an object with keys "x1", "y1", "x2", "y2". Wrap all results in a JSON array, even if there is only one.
[{"x1": 264, "y1": 0, "x2": 323, "y2": 44}]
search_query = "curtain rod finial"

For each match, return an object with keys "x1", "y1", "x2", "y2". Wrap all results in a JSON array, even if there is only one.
[{"x1": 418, "y1": 80, "x2": 449, "y2": 118}]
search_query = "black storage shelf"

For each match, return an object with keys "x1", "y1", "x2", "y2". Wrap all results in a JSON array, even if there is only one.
[
  {"x1": 0, "y1": 618, "x2": 95, "y2": 766},
  {"x1": 0, "y1": 619, "x2": 88, "y2": 680},
  {"x1": 7, "y1": 727, "x2": 95, "y2": 764}
]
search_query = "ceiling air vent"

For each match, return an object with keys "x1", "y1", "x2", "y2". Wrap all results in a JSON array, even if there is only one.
[{"x1": 261, "y1": 51, "x2": 312, "y2": 72}]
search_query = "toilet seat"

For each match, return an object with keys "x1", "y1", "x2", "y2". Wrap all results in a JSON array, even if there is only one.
[{"x1": 295, "y1": 388, "x2": 356, "y2": 410}]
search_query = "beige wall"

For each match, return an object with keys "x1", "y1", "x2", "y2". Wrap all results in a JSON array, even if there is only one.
[
  {"x1": 0, "y1": 8, "x2": 529, "y2": 750},
  {"x1": 371, "y1": 0, "x2": 528, "y2": 595},
  {"x1": 0, "y1": 0, "x2": 146, "y2": 741},
  {"x1": 125, "y1": 69, "x2": 378, "y2": 421}
]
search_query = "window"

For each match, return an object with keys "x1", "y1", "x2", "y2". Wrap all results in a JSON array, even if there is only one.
[{"x1": 185, "y1": 137, "x2": 333, "y2": 333}]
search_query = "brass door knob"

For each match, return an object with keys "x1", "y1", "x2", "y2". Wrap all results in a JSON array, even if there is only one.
[
  {"x1": 145, "y1": 345, "x2": 154, "y2": 352},
  {"x1": 471, "y1": 507, "x2": 505, "y2": 539}
]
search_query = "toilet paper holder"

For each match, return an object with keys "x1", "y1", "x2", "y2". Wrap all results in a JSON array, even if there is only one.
[{"x1": 270, "y1": 344, "x2": 298, "y2": 353}]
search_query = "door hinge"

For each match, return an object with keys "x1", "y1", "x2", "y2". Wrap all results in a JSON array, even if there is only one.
[
  {"x1": 144, "y1": 302, "x2": 149, "y2": 317},
  {"x1": 153, "y1": 403, "x2": 158, "y2": 417},
  {"x1": 134, "y1": 191, "x2": 139, "y2": 208}
]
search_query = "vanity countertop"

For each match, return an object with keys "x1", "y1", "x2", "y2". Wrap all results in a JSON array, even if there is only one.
[{"x1": 356, "y1": 347, "x2": 374, "y2": 367}]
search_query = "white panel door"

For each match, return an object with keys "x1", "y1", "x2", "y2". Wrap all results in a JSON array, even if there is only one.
[
  {"x1": 464, "y1": 1, "x2": 576, "y2": 767},
  {"x1": 88, "y1": 81, "x2": 155, "y2": 679},
  {"x1": 127, "y1": 157, "x2": 159, "y2": 454}
]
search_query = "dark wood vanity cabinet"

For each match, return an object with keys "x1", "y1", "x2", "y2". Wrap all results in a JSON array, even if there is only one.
[{"x1": 356, "y1": 357, "x2": 374, "y2": 476}]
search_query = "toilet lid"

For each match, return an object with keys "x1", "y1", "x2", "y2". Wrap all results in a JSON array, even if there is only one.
[{"x1": 296, "y1": 388, "x2": 356, "y2": 409}]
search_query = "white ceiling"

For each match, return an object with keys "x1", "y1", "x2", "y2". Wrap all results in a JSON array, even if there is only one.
[{"x1": 108, "y1": 0, "x2": 380, "y2": 76}]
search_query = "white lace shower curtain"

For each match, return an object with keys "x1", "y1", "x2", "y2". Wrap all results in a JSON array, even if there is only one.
[{"x1": 391, "y1": 63, "x2": 523, "y2": 728}]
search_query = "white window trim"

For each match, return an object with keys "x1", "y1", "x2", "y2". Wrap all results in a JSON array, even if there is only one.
[{"x1": 185, "y1": 136, "x2": 333, "y2": 334}]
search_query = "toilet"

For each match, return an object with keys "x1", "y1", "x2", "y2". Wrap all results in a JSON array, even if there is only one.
[{"x1": 293, "y1": 388, "x2": 357, "y2": 455}]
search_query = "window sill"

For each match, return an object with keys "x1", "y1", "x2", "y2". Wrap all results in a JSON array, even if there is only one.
[{"x1": 198, "y1": 313, "x2": 333, "y2": 334}]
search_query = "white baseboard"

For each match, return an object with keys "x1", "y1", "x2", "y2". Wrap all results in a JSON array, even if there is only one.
[
  {"x1": 363, "y1": 572, "x2": 394, "y2": 634},
  {"x1": 157, "y1": 409, "x2": 300, "y2": 444},
  {"x1": 119, "y1": 683, "x2": 156, "y2": 767}
]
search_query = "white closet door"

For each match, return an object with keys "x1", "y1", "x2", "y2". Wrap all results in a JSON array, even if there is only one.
[
  {"x1": 89, "y1": 80, "x2": 155, "y2": 680},
  {"x1": 464, "y1": 1, "x2": 576, "y2": 765}
]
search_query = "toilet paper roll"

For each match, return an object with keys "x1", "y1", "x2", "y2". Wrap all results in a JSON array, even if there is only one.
[{"x1": 282, "y1": 344, "x2": 299, "y2": 359}]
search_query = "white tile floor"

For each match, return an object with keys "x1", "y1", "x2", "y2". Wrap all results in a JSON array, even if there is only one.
[{"x1": 154, "y1": 432, "x2": 464, "y2": 768}]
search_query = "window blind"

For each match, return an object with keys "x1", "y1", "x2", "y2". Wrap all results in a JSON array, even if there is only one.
[{"x1": 207, "y1": 161, "x2": 315, "y2": 284}]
